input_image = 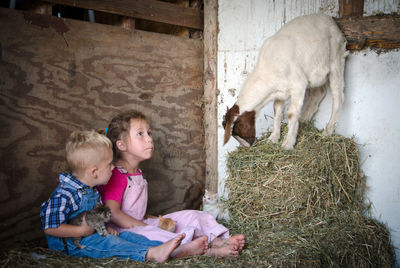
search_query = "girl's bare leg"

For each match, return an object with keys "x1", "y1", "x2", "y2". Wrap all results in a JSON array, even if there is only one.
[
  {"x1": 171, "y1": 236, "x2": 208, "y2": 258},
  {"x1": 146, "y1": 233, "x2": 185, "y2": 263}
]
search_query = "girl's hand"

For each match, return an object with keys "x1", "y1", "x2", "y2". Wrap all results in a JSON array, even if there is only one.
[
  {"x1": 107, "y1": 226, "x2": 119, "y2": 236},
  {"x1": 79, "y1": 216, "x2": 95, "y2": 237},
  {"x1": 106, "y1": 200, "x2": 147, "y2": 228}
]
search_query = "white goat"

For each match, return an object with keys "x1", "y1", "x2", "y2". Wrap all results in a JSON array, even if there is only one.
[{"x1": 222, "y1": 14, "x2": 348, "y2": 150}]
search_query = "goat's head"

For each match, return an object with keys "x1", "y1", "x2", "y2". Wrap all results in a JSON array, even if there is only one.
[{"x1": 222, "y1": 104, "x2": 256, "y2": 147}]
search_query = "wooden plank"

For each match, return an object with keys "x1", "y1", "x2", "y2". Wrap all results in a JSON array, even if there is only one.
[
  {"x1": 203, "y1": 0, "x2": 218, "y2": 194},
  {"x1": 338, "y1": 0, "x2": 364, "y2": 18},
  {"x1": 335, "y1": 14, "x2": 400, "y2": 50},
  {"x1": 0, "y1": 7, "x2": 204, "y2": 246},
  {"x1": 42, "y1": 0, "x2": 203, "y2": 29}
]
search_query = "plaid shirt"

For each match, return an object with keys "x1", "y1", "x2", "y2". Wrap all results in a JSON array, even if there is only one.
[{"x1": 40, "y1": 173, "x2": 89, "y2": 230}]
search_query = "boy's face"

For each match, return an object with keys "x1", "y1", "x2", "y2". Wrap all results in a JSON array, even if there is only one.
[
  {"x1": 96, "y1": 146, "x2": 114, "y2": 186},
  {"x1": 125, "y1": 119, "x2": 154, "y2": 162}
]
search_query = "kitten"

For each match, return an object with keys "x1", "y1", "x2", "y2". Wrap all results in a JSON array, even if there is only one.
[
  {"x1": 66, "y1": 204, "x2": 111, "y2": 249},
  {"x1": 158, "y1": 216, "x2": 176, "y2": 232},
  {"x1": 202, "y1": 190, "x2": 231, "y2": 222}
]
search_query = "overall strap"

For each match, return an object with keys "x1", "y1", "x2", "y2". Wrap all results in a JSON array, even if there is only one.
[
  {"x1": 116, "y1": 166, "x2": 128, "y2": 175},
  {"x1": 116, "y1": 166, "x2": 142, "y2": 181},
  {"x1": 63, "y1": 238, "x2": 70, "y2": 255}
]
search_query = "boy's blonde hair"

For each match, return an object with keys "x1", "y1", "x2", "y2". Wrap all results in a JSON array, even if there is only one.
[{"x1": 66, "y1": 130, "x2": 112, "y2": 174}]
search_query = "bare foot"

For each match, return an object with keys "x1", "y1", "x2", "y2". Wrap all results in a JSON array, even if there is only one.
[
  {"x1": 205, "y1": 243, "x2": 239, "y2": 258},
  {"x1": 146, "y1": 233, "x2": 185, "y2": 262},
  {"x1": 211, "y1": 234, "x2": 245, "y2": 250},
  {"x1": 171, "y1": 236, "x2": 208, "y2": 258}
]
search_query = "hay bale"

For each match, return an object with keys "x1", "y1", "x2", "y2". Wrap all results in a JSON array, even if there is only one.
[{"x1": 226, "y1": 123, "x2": 395, "y2": 267}]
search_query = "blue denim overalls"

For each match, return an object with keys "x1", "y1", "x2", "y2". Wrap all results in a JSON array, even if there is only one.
[{"x1": 45, "y1": 175, "x2": 162, "y2": 261}]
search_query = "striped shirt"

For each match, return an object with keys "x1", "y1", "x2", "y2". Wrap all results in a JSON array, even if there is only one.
[{"x1": 40, "y1": 173, "x2": 89, "y2": 230}]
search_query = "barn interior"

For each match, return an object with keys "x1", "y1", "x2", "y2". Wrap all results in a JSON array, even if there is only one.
[{"x1": 0, "y1": 0, "x2": 399, "y2": 267}]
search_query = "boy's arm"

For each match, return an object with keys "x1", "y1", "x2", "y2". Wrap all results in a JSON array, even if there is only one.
[
  {"x1": 44, "y1": 216, "x2": 95, "y2": 238},
  {"x1": 105, "y1": 200, "x2": 146, "y2": 228}
]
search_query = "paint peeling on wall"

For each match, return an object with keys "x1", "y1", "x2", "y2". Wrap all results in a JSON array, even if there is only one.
[{"x1": 228, "y1": 88, "x2": 236, "y2": 97}]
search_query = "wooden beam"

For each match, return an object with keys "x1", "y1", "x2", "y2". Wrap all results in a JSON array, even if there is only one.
[
  {"x1": 335, "y1": 14, "x2": 400, "y2": 50},
  {"x1": 203, "y1": 0, "x2": 218, "y2": 193},
  {"x1": 338, "y1": 0, "x2": 364, "y2": 18},
  {"x1": 42, "y1": 0, "x2": 203, "y2": 30}
]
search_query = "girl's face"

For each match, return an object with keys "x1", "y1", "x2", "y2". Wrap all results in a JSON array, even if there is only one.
[{"x1": 122, "y1": 119, "x2": 153, "y2": 162}]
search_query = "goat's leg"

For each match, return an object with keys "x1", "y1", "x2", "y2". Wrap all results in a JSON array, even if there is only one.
[
  {"x1": 324, "y1": 59, "x2": 345, "y2": 135},
  {"x1": 300, "y1": 86, "x2": 327, "y2": 122},
  {"x1": 268, "y1": 99, "x2": 284, "y2": 143},
  {"x1": 282, "y1": 90, "x2": 305, "y2": 150}
]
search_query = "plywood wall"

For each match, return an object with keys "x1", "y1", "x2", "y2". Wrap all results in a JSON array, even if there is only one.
[{"x1": 0, "y1": 7, "x2": 204, "y2": 246}]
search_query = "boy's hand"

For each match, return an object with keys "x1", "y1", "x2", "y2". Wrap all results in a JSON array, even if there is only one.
[
  {"x1": 107, "y1": 226, "x2": 119, "y2": 236},
  {"x1": 79, "y1": 216, "x2": 95, "y2": 237}
]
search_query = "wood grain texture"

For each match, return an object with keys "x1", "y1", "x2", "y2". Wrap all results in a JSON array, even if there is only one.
[
  {"x1": 42, "y1": 0, "x2": 204, "y2": 29},
  {"x1": 203, "y1": 0, "x2": 218, "y2": 193},
  {"x1": 0, "y1": 7, "x2": 204, "y2": 246},
  {"x1": 335, "y1": 14, "x2": 400, "y2": 50}
]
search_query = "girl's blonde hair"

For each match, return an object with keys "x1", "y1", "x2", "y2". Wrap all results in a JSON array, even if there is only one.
[
  {"x1": 107, "y1": 110, "x2": 148, "y2": 162},
  {"x1": 66, "y1": 130, "x2": 112, "y2": 174}
]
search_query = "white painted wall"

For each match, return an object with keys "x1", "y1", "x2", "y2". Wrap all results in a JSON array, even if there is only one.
[{"x1": 217, "y1": 0, "x2": 400, "y2": 265}]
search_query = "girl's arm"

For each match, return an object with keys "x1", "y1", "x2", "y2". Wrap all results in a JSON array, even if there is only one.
[
  {"x1": 44, "y1": 217, "x2": 94, "y2": 238},
  {"x1": 106, "y1": 199, "x2": 146, "y2": 228}
]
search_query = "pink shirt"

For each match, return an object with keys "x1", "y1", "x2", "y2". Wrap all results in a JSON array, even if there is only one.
[{"x1": 98, "y1": 168, "x2": 142, "y2": 204}]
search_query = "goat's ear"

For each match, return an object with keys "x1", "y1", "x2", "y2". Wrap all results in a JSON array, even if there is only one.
[
  {"x1": 222, "y1": 105, "x2": 240, "y2": 145},
  {"x1": 223, "y1": 118, "x2": 234, "y2": 144}
]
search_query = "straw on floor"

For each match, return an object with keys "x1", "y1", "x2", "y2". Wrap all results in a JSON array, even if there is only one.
[{"x1": 0, "y1": 123, "x2": 395, "y2": 267}]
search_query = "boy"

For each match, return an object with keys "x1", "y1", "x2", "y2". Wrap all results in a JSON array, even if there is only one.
[{"x1": 40, "y1": 130, "x2": 185, "y2": 262}]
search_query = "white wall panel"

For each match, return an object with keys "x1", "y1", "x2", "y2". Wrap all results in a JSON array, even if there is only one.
[{"x1": 218, "y1": 0, "x2": 400, "y2": 264}]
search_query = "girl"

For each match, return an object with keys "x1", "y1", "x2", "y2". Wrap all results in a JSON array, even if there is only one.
[{"x1": 98, "y1": 110, "x2": 245, "y2": 257}]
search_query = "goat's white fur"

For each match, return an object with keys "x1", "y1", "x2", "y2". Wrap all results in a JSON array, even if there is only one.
[{"x1": 226, "y1": 14, "x2": 348, "y2": 150}]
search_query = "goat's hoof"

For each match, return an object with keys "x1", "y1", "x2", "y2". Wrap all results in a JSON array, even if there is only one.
[
  {"x1": 322, "y1": 129, "x2": 332, "y2": 137},
  {"x1": 281, "y1": 141, "x2": 294, "y2": 150},
  {"x1": 323, "y1": 124, "x2": 335, "y2": 136},
  {"x1": 281, "y1": 145, "x2": 294, "y2": 150},
  {"x1": 267, "y1": 136, "x2": 279, "y2": 144}
]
